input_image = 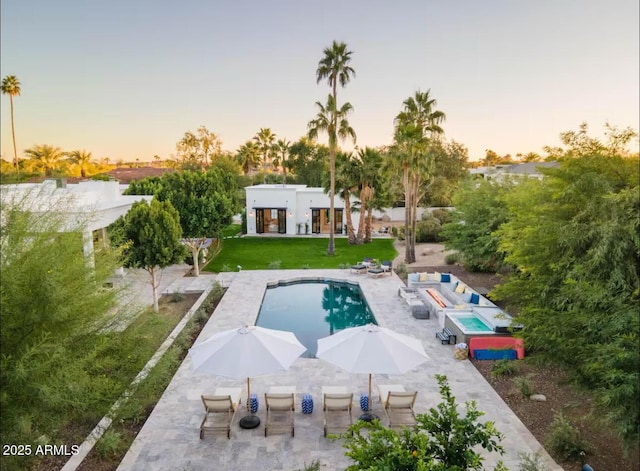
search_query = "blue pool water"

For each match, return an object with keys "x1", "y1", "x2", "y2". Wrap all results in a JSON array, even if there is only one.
[{"x1": 256, "y1": 280, "x2": 377, "y2": 357}]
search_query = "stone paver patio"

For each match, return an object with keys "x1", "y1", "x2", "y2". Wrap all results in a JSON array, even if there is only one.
[{"x1": 117, "y1": 269, "x2": 562, "y2": 471}]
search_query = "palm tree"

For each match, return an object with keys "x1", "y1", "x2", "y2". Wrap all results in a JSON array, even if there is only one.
[
  {"x1": 273, "y1": 139, "x2": 291, "y2": 184},
  {"x1": 235, "y1": 141, "x2": 261, "y2": 175},
  {"x1": 307, "y1": 94, "x2": 356, "y2": 246},
  {"x1": 2, "y1": 75, "x2": 21, "y2": 170},
  {"x1": 254, "y1": 128, "x2": 276, "y2": 184},
  {"x1": 314, "y1": 41, "x2": 356, "y2": 255},
  {"x1": 390, "y1": 89, "x2": 446, "y2": 263},
  {"x1": 332, "y1": 151, "x2": 359, "y2": 244},
  {"x1": 24, "y1": 144, "x2": 65, "y2": 177},
  {"x1": 67, "y1": 149, "x2": 93, "y2": 178},
  {"x1": 354, "y1": 147, "x2": 383, "y2": 244}
]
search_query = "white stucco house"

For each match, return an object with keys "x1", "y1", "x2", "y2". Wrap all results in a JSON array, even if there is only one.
[
  {"x1": 245, "y1": 184, "x2": 361, "y2": 236},
  {"x1": 1, "y1": 179, "x2": 152, "y2": 266}
]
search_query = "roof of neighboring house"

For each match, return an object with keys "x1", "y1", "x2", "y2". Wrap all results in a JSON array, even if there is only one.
[{"x1": 105, "y1": 166, "x2": 175, "y2": 183}]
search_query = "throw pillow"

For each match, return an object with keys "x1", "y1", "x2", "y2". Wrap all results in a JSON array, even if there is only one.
[
  {"x1": 440, "y1": 273, "x2": 451, "y2": 283},
  {"x1": 419, "y1": 272, "x2": 427, "y2": 282},
  {"x1": 470, "y1": 293, "x2": 480, "y2": 304},
  {"x1": 427, "y1": 272, "x2": 439, "y2": 281},
  {"x1": 454, "y1": 283, "x2": 466, "y2": 294},
  {"x1": 408, "y1": 273, "x2": 419, "y2": 282}
]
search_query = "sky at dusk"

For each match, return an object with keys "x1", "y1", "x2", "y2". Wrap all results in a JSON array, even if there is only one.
[{"x1": 1, "y1": 0, "x2": 638, "y2": 162}]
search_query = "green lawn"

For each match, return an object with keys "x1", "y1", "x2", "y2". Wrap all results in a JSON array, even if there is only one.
[{"x1": 204, "y1": 237, "x2": 397, "y2": 271}]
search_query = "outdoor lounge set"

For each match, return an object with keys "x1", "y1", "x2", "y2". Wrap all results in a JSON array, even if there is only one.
[
  {"x1": 199, "y1": 384, "x2": 418, "y2": 439},
  {"x1": 351, "y1": 258, "x2": 393, "y2": 278}
]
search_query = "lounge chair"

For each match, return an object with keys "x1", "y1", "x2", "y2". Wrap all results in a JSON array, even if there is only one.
[
  {"x1": 322, "y1": 386, "x2": 353, "y2": 437},
  {"x1": 351, "y1": 264, "x2": 367, "y2": 274},
  {"x1": 367, "y1": 267, "x2": 386, "y2": 278},
  {"x1": 383, "y1": 391, "x2": 417, "y2": 429},
  {"x1": 264, "y1": 393, "x2": 295, "y2": 437},
  {"x1": 200, "y1": 387, "x2": 242, "y2": 439},
  {"x1": 378, "y1": 384, "x2": 406, "y2": 405},
  {"x1": 381, "y1": 260, "x2": 393, "y2": 273}
]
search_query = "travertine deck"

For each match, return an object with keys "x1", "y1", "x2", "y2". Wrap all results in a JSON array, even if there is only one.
[{"x1": 117, "y1": 269, "x2": 562, "y2": 471}]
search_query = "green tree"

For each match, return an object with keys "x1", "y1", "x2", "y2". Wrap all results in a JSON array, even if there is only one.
[
  {"x1": 197, "y1": 125, "x2": 222, "y2": 166},
  {"x1": 24, "y1": 144, "x2": 65, "y2": 176},
  {"x1": 313, "y1": 40, "x2": 356, "y2": 255},
  {"x1": 342, "y1": 375, "x2": 506, "y2": 471},
  {"x1": 331, "y1": 151, "x2": 359, "y2": 243},
  {"x1": 113, "y1": 199, "x2": 185, "y2": 312},
  {"x1": 1, "y1": 188, "x2": 118, "y2": 451},
  {"x1": 307, "y1": 94, "x2": 356, "y2": 245},
  {"x1": 440, "y1": 178, "x2": 512, "y2": 272},
  {"x1": 152, "y1": 169, "x2": 240, "y2": 276},
  {"x1": 425, "y1": 139, "x2": 469, "y2": 207},
  {"x1": 392, "y1": 89, "x2": 446, "y2": 263},
  {"x1": 254, "y1": 127, "x2": 276, "y2": 184},
  {"x1": 493, "y1": 150, "x2": 639, "y2": 447},
  {"x1": 289, "y1": 137, "x2": 328, "y2": 187},
  {"x1": 67, "y1": 149, "x2": 93, "y2": 178},
  {"x1": 2, "y1": 75, "x2": 21, "y2": 170}
]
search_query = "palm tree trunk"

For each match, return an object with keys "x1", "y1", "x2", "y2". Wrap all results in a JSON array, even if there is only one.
[
  {"x1": 10, "y1": 96, "x2": 18, "y2": 170},
  {"x1": 365, "y1": 205, "x2": 373, "y2": 243},
  {"x1": 262, "y1": 152, "x2": 267, "y2": 184},
  {"x1": 344, "y1": 189, "x2": 356, "y2": 244},
  {"x1": 403, "y1": 164, "x2": 411, "y2": 263},
  {"x1": 328, "y1": 148, "x2": 336, "y2": 254},
  {"x1": 355, "y1": 192, "x2": 366, "y2": 245}
]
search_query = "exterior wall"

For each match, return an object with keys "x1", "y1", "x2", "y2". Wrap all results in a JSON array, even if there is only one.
[{"x1": 245, "y1": 184, "x2": 356, "y2": 235}]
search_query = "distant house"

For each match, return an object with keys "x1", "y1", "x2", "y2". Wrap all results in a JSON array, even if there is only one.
[
  {"x1": 469, "y1": 162, "x2": 559, "y2": 181},
  {"x1": 245, "y1": 184, "x2": 360, "y2": 236},
  {"x1": 1, "y1": 179, "x2": 152, "y2": 266},
  {"x1": 105, "y1": 166, "x2": 175, "y2": 184}
]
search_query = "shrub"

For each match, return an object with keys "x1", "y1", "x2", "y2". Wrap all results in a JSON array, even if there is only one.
[
  {"x1": 268, "y1": 260, "x2": 282, "y2": 269},
  {"x1": 416, "y1": 217, "x2": 442, "y2": 243},
  {"x1": 96, "y1": 429, "x2": 124, "y2": 460},
  {"x1": 444, "y1": 252, "x2": 461, "y2": 265},
  {"x1": 513, "y1": 376, "x2": 534, "y2": 397},
  {"x1": 221, "y1": 264, "x2": 232, "y2": 272},
  {"x1": 169, "y1": 291, "x2": 185, "y2": 303},
  {"x1": 394, "y1": 262, "x2": 408, "y2": 277},
  {"x1": 296, "y1": 460, "x2": 321, "y2": 471},
  {"x1": 241, "y1": 208, "x2": 247, "y2": 234},
  {"x1": 491, "y1": 359, "x2": 518, "y2": 377},
  {"x1": 546, "y1": 412, "x2": 589, "y2": 462},
  {"x1": 431, "y1": 208, "x2": 452, "y2": 224},
  {"x1": 342, "y1": 374, "x2": 506, "y2": 470},
  {"x1": 518, "y1": 451, "x2": 549, "y2": 471}
]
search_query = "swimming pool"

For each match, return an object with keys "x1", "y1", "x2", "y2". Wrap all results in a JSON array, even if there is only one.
[
  {"x1": 256, "y1": 279, "x2": 377, "y2": 357},
  {"x1": 454, "y1": 315, "x2": 492, "y2": 332}
]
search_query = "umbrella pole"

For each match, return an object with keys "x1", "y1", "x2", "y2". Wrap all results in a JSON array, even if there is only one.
[
  {"x1": 358, "y1": 373, "x2": 378, "y2": 422},
  {"x1": 246, "y1": 377, "x2": 250, "y2": 412},
  {"x1": 239, "y1": 376, "x2": 260, "y2": 429}
]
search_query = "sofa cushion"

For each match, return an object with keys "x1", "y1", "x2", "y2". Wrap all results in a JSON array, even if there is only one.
[
  {"x1": 470, "y1": 293, "x2": 480, "y2": 304},
  {"x1": 440, "y1": 273, "x2": 451, "y2": 283},
  {"x1": 454, "y1": 283, "x2": 466, "y2": 294},
  {"x1": 427, "y1": 272, "x2": 439, "y2": 281},
  {"x1": 408, "y1": 273, "x2": 419, "y2": 283},
  {"x1": 418, "y1": 272, "x2": 427, "y2": 282}
]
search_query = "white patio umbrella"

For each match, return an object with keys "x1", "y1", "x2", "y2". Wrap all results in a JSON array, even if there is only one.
[
  {"x1": 316, "y1": 323, "x2": 428, "y2": 417},
  {"x1": 189, "y1": 325, "x2": 306, "y2": 427}
]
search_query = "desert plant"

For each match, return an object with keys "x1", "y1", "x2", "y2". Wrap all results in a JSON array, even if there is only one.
[
  {"x1": 546, "y1": 411, "x2": 590, "y2": 461},
  {"x1": 444, "y1": 251, "x2": 461, "y2": 265},
  {"x1": 394, "y1": 262, "x2": 408, "y2": 277},
  {"x1": 491, "y1": 359, "x2": 519, "y2": 377},
  {"x1": 221, "y1": 264, "x2": 232, "y2": 272},
  {"x1": 518, "y1": 451, "x2": 549, "y2": 471},
  {"x1": 513, "y1": 376, "x2": 534, "y2": 397},
  {"x1": 96, "y1": 428, "x2": 124, "y2": 460},
  {"x1": 169, "y1": 291, "x2": 185, "y2": 303},
  {"x1": 268, "y1": 260, "x2": 282, "y2": 269},
  {"x1": 296, "y1": 460, "x2": 321, "y2": 471},
  {"x1": 338, "y1": 263, "x2": 351, "y2": 269}
]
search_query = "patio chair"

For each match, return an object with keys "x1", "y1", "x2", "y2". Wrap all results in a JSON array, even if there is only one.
[
  {"x1": 264, "y1": 393, "x2": 295, "y2": 437},
  {"x1": 322, "y1": 386, "x2": 353, "y2": 437},
  {"x1": 200, "y1": 387, "x2": 242, "y2": 439},
  {"x1": 378, "y1": 384, "x2": 406, "y2": 405},
  {"x1": 367, "y1": 267, "x2": 386, "y2": 278},
  {"x1": 381, "y1": 260, "x2": 393, "y2": 274},
  {"x1": 383, "y1": 391, "x2": 417, "y2": 429}
]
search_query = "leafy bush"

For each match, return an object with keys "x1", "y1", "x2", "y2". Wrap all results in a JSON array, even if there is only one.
[
  {"x1": 221, "y1": 264, "x2": 232, "y2": 272},
  {"x1": 546, "y1": 412, "x2": 589, "y2": 461},
  {"x1": 241, "y1": 208, "x2": 247, "y2": 234},
  {"x1": 169, "y1": 291, "x2": 185, "y2": 303},
  {"x1": 394, "y1": 262, "x2": 408, "y2": 277},
  {"x1": 342, "y1": 374, "x2": 506, "y2": 471},
  {"x1": 268, "y1": 260, "x2": 282, "y2": 269},
  {"x1": 491, "y1": 359, "x2": 519, "y2": 377},
  {"x1": 513, "y1": 376, "x2": 534, "y2": 397}
]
